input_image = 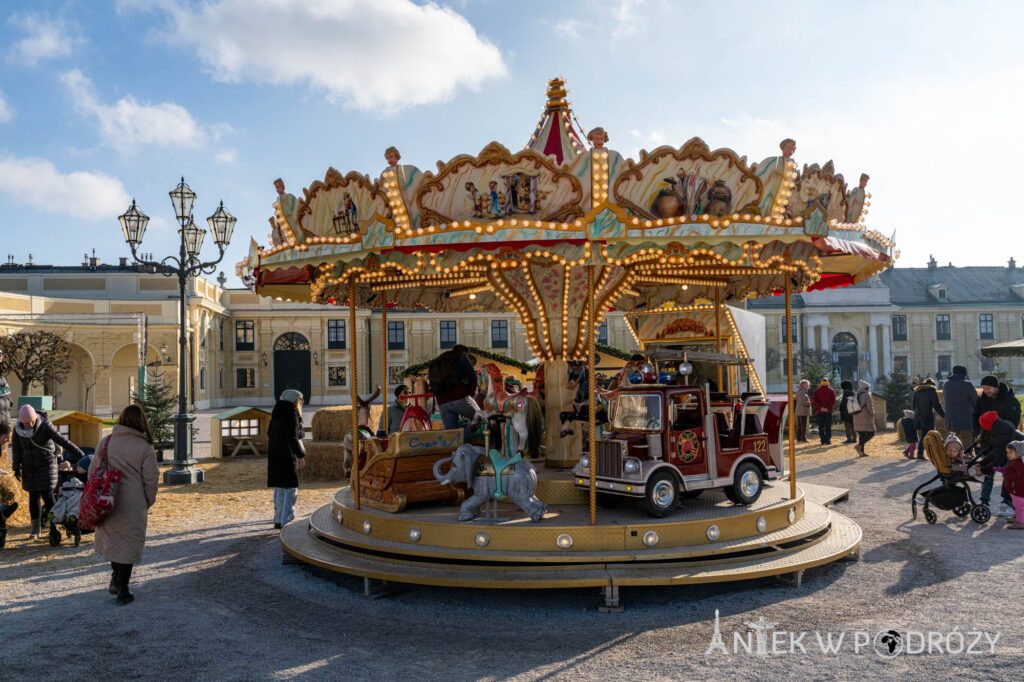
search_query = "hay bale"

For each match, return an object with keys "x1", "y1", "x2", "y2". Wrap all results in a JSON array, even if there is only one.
[
  {"x1": 0, "y1": 447, "x2": 29, "y2": 527},
  {"x1": 311, "y1": 405, "x2": 383, "y2": 441},
  {"x1": 0, "y1": 471, "x2": 18, "y2": 506},
  {"x1": 300, "y1": 441, "x2": 347, "y2": 481}
]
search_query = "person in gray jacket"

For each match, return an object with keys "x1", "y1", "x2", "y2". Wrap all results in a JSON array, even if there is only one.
[
  {"x1": 942, "y1": 365, "x2": 977, "y2": 447},
  {"x1": 379, "y1": 384, "x2": 411, "y2": 435}
]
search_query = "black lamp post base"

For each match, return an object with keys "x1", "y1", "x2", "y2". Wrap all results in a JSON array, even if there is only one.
[
  {"x1": 163, "y1": 465, "x2": 205, "y2": 485},
  {"x1": 164, "y1": 413, "x2": 202, "y2": 485}
]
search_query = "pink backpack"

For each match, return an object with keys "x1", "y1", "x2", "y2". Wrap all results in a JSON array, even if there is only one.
[{"x1": 78, "y1": 437, "x2": 121, "y2": 530}]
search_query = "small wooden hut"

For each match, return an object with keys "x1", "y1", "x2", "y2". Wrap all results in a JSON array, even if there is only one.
[
  {"x1": 211, "y1": 407, "x2": 272, "y2": 458},
  {"x1": 47, "y1": 410, "x2": 104, "y2": 450}
]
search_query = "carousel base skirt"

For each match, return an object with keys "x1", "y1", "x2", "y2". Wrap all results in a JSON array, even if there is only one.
[{"x1": 280, "y1": 478, "x2": 860, "y2": 594}]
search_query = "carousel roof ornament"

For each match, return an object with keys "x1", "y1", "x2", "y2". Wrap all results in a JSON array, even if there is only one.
[
  {"x1": 247, "y1": 78, "x2": 894, "y2": 364},
  {"x1": 524, "y1": 77, "x2": 587, "y2": 165}
]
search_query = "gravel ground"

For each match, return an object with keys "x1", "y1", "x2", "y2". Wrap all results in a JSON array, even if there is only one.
[{"x1": 1, "y1": 433, "x2": 1021, "y2": 681}]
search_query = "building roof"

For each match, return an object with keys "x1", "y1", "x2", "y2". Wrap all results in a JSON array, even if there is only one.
[
  {"x1": 47, "y1": 410, "x2": 103, "y2": 424},
  {"x1": 878, "y1": 266, "x2": 1024, "y2": 306},
  {"x1": 745, "y1": 265, "x2": 1024, "y2": 310},
  {"x1": 213, "y1": 406, "x2": 271, "y2": 420}
]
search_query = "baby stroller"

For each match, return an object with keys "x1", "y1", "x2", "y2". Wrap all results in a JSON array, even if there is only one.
[
  {"x1": 48, "y1": 473, "x2": 86, "y2": 547},
  {"x1": 911, "y1": 430, "x2": 991, "y2": 525}
]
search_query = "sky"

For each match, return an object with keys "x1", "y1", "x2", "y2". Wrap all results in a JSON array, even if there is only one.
[{"x1": 1, "y1": 0, "x2": 1022, "y2": 278}]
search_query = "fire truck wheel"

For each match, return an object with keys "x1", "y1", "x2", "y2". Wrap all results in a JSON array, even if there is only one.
[
  {"x1": 643, "y1": 471, "x2": 678, "y2": 517},
  {"x1": 596, "y1": 492, "x2": 624, "y2": 508},
  {"x1": 731, "y1": 462, "x2": 764, "y2": 505}
]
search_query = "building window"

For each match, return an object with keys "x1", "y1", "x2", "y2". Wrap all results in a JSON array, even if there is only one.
[
  {"x1": 439, "y1": 320, "x2": 457, "y2": 349},
  {"x1": 935, "y1": 314, "x2": 951, "y2": 341},
  {"x1": 199, "y1": 367, "x2": 206, "y2": 391},
  {"x1": 780, "y1": 316, "x2": 798, "y2": 344},
  {"x1": 981, "y1": 356, "x2": 996, "y2": 374},
  {"x1": 219, "y1": 369, "x2": 223, "y2": 390},
  {"x1": 937, "y1": 288, "x2": 947, "y2": 300},
  {"x1": 219, "y1": 319, "x2": 224, "y2": 351},
  {"x1": 937, "y1": 354, "x2": 952, "y2": 377},
  {"x1": 328, "y1": 365, "x2": 347, "y2": 387},
  {"x1": 236, "y1": 367, "x2": 255, "y2": 388},
  {"x1": 221, "y1": 419, "x2": 260, "y2": 437},
  {"x1": 979, "y1": 314, "x2": 994, "y2": 340},
  {"x1": 491, "y1": 320, "x2": 509, "y2": 348},
  {"x1": 327, "y1": 319, "x2": 347, "y2": 349},
  {"x1": 597, "y1": 320, "x2": 609, "y2": 346},
  {"x1": 892, "y1": 315, "x2": 907, "y2": 341},
  {"x1": 388, "y1": 365, "x2": 406, "y2": 386},
  {"x1": 893, "y1": 355, "x2": 908, "y2": 373},
  {"x1": 1021, "y1": 313, "x2": 1024, "y2": 337},
  {"x1": 387, "y1": 321, "x2": 405, "y2": 350},
  {"x1": 235, "y1": 320, "x2": 255, "y2": 351}
]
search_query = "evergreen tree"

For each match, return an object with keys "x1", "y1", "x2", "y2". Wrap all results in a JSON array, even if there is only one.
[
  {"x1": 877, "y1": 368, "x2": 913, "y2": 424},
  {"x1": 132, "y1": 370, "x2": 177, "y2": 461}
]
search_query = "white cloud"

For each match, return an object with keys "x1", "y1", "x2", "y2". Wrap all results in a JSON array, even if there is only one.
[
  {"x1": 0, "y1": 156, "x2": 130, "y2": 220},
  {"x1": 0, "y1": 89, "x2": 13, "y2": 122},
  {"x1": 60, "y1": 69, "x2": 211, "y2": 154},
  {"x1": 145, "y1": 0, "x2": 506, "y2": 112},
  {"x1": 7, "y1": 13, "x2": 82, "y2": 65},
  {"x1": 214, "y1": 149, "x2": 237, "y2": 164},
  {"x1": 554, "y1": 19, "x2": 582, "y2": 40},
  {"x1": 608, "y1": 0, "x2": 648, "y2": 41}
]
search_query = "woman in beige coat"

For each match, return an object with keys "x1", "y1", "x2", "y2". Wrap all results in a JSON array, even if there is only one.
[
  {"x1": 88, "y1": 404, "x2": 159, "y2": 605},
  {"x1": 852, "y1": 380, "x2": 877, "y2": 457}
]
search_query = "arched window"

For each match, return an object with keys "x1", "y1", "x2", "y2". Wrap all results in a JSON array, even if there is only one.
[{"x1": 274, "y1": 332, "x2": 310, "y2": 351}]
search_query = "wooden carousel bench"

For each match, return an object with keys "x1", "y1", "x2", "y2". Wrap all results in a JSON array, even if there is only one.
[{"x1": 356, "y1": 429, "x2": 466, "y2": 513}]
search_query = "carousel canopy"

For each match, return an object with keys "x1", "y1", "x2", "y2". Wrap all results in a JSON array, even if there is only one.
[{"x1": 245, "y1": 78, "x2": 895, "y2": 362}]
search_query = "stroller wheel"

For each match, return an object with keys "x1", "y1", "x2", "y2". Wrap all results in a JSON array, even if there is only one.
[
  {"x1": 970, "y1": 504, "x2": 991, "y2": 524},
  {"x1": 48, "y1": 524, "x2": 62, "y2": 547},
  {"x1": 953, "y1": 501, "x2": 972, "y2": 518},
  {"x1": 924, "y1": 509, "x2": 937, "y2": 525}
]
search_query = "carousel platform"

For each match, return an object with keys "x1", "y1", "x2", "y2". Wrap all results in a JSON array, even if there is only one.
[{"x1": 280, "y1": 470, "x2": 861, "y2": 603}]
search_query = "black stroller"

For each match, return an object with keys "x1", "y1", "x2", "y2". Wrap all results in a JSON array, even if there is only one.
[{"x1": 911, "y1": 430, "x2": 991, "y2": 525}]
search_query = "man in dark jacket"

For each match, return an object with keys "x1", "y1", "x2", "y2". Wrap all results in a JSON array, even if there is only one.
[
  {"x1": 12, "y1": 404, "x2": 85, "y2": 539},
  {"x1": 912, "y1": 378, "x2": 945, "y2": 460},
  {"x1": 811, "y1": 379, "x2": 836, "y2": 445},
  {"x1": 973, "y1": 375, "x2": 1021, "y2": 434},
  {"x1": 434, "y1": 345, "x2": 484, "y2": 439},
  {"x1": 838, "y1": 380, "x2": 856, "y2": 443},
  {"x1": 978, "y1": 411, "x2": 1021, "y2": 517},
  {"x1": 942, "y1": 365, "x2": 977, "y2": 446},
  {"x1": 267, "y1": 389, "x2": 305, "y2": 530}
]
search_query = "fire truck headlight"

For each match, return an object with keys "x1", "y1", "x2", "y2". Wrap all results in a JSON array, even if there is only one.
[
  {"x1": 580, "y1": 455, "x2": 590, "y2": 470},
  {"x1": 624, "y1": 458, "x2": 641, "y2": 474}
]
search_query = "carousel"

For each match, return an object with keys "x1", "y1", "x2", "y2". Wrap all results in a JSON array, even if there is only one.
[{"x1": 243, "y1": 79, "x2": 894, "y2": 605}]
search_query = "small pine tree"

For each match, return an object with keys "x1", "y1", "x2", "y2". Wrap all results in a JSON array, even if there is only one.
[
  {"x1": 132, "y1": 370, "x2": 177, "y2": 461},
  {"x1": 877, "y1": 368, "x2": 913, "y2": 424}
]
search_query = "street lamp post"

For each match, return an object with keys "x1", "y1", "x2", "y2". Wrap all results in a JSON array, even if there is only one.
[{"x1": 119, "y1": 178, "x2": 236, "y2": 485}]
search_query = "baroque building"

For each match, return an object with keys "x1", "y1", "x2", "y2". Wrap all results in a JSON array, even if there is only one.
[
  {"x1": 746, "y1": 257, "x2": 1024, "y2": 391},
  {"x1": 0, "y1": 256, "x2": 634, "y2": 416}
]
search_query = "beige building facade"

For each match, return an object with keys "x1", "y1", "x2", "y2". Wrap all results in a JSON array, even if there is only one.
[
  {"x1": 747, "y1": 259, "x2": 1024, "y2": 391},
  {"x1": 0, "y1": 258, "x2": 634, "y2": 416}
]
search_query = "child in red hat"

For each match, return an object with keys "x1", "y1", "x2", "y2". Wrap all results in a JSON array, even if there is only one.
[{"x1": 1003, "y1": 441, "x2": 1024, "y2": 529}]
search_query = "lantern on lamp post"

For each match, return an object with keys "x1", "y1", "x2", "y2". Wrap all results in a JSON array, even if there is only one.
[{"x1": 117, "y1": 177, "x2": 236, "y2": 485}]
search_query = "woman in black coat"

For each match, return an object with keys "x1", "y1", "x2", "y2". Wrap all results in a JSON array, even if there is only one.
[
  {"x1": 12, "y1": 405, "x2": 85, "y2": 539},
  {"x1": 912, "y1": 379, "x2": 945, "y2": 460},
  {"x1": 267, "y1": 389, "x2": 305, "y2": 529},
  {"x1": 838, "y1": 380, "x2": 856, "y2": 443}
]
